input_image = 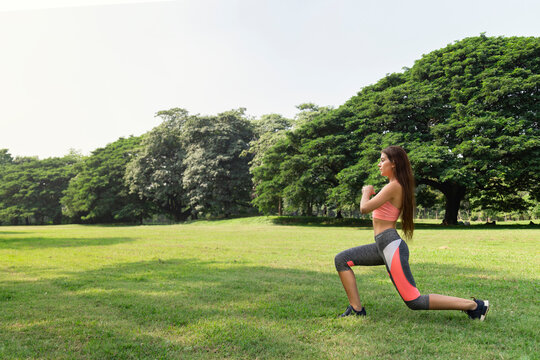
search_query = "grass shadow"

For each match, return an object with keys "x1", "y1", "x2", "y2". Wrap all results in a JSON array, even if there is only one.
[
  {"x1": 0, "y1": 236, "x2": 134, "y2": 249},
  {"x1": 0, "y1": 231, "x2": 33, "y2": 235}
]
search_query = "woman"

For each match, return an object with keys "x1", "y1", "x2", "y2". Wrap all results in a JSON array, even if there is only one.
[{"x1": 334, "y1": 146, "x2": 489, "y2": 320}]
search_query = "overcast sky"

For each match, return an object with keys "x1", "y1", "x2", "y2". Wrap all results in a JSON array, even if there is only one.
[{"x1": 0, "y1": 0, "x2": 539, "y2": 158}]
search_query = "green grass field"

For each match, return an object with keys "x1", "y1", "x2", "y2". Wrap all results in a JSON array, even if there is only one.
[{"x1": 0, "y1": 217, "x2": 538, "y2": 359}]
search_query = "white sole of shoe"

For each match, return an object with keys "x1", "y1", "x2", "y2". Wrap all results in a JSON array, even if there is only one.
[{"x1": 480, "y1": 300, "x2": 489, "y2": 321}]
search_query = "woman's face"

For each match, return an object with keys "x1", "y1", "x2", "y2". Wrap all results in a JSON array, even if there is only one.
[{"x1": 378, "y1": 152, "x2": 395, "y2": 177}]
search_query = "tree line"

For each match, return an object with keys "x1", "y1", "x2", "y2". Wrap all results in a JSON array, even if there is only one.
[{"x1": 1, "y1": 35, "x2": 538, "y2": 225}]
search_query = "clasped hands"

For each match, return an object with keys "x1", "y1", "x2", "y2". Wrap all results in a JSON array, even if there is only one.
[{"x1": 362, "y1": 185, "x2": 375, "y2": 196}]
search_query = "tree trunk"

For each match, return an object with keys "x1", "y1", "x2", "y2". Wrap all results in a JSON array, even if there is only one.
[
  {"x1": 336, "y1": 210, "x2": 343, "y2": 219},
  {"x1": 174, "y1": 208, "x2": 192, "y2": 221},
  {"x1": 419, "y1": 179, "x2": 466, "y2": 225},
  {"x1": 441, "y1": 184, "x2": 466, "y2": 225},
  {"x1": 278, "y1": 198, "x2": 282, "y2": 216},
  {"x1": 306, "y1": 202, "x2": 313, "y2": 216}
]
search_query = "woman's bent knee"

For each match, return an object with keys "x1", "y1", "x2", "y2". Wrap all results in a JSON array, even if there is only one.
[
  {"x1": 404, "y1": 295, "x2": 430, "y2": 310},
  {"x1": 334, "y1": 252, "x2": 352, "y2": 272}
]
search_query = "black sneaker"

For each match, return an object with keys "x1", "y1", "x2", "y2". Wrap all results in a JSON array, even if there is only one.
[
  {"x1": 465, "y1": 298, "x2": 490, "y2": 321},
  {"x1": 338, "y1": 305, "x2": 366, "y2": 317}
]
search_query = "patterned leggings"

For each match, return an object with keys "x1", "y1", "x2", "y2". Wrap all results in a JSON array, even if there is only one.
[{"x1": 334, "y1": 228, "x2": 429, "y2": 310}]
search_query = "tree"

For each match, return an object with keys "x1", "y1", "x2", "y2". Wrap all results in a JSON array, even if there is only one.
[
  {"x1": 181, "y1": 109, "x2": 255, "y2": 218},
  {"x1": 335, "y1": 35, "x2": 540, "y2": 224},
  {"x1": 278, "y1": 108, "x2": 346, "y2": 216},
  {"x1": 0, "y1": 156, "x2": 36, "y2": 225},
  {"x1": 61, "y1": 136, "x2": 152, "y2": 223},
  {"x1": 251, "y1": 105, "x2": 338, "y2": 216},
  {"x1": 125, "y1": 108, "x2": 192, "y2": 221},
  {"x1": 243, "y1": 114, "x2": 293, "y2": 215},
  {"x1": 0, "y1": 149, "x2": 13, "y2": 166},
  {"x1": 251, "y1": 138, "x2": 290, "y2": 215},
  {"x1": 252, "y1": 35, "x2": 540, "y2": 224},
  {"x1": 244, "y1": 113, "x2": 293, "y2": 171},
  {"x1": 0, "y1": 153, "x2": 80, "y2": 225}
]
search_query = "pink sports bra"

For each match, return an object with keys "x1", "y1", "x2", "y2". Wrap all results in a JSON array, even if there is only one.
[{"x1": 372, "y1": 201, "x2": 401, "y2": 221}]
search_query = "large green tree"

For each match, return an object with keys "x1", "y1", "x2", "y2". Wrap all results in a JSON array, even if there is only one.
[
  {"x1": 126, "y1": 108, "x2": 257, "y2": 220},
  {"x1": 0, "y1": 152, "x2": 80, "y2": 225},
  {"x1": 251, "y1": 105, "x2": 337, "y2": 216},
  {"x1": 125, "y1": 108, "x2": 192, "y2": 221},
  {"x1": 244, "y1": 113, "x2": 293, "y2": 171},
  {"x1": 253, "y1": 35, "x2": 540, "y2": 224},
  {"x1": 352, "y1": 36, "x2": 539, "y2": 223},
  {"x1": 244, "y1": 114, "x2": 293, "y2": 215},
  {"x1": 181, "y1": 109, "x2": 254, "y2": 218},
  {"x1": 61, "y1": 137, "x2": 152, "y2": 223}
]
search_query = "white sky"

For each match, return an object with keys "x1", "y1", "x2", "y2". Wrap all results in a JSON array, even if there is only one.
[{"x1": 0, "y1": 0, "x2": 539, "y2": 158}]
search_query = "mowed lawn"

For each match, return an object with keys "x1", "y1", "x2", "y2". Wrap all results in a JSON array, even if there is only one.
[{"x1": 0, "y1": 218, "x2": 538, "y2": 359}]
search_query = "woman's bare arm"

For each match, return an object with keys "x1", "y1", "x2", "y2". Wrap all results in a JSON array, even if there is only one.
[{"x1": 360, "y1": 182, "x2": 400, "y2": 214}]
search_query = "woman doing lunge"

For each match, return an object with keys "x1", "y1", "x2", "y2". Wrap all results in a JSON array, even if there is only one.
[{"x1": 334, "y1": 146, "x2": 489, "y2": 320}]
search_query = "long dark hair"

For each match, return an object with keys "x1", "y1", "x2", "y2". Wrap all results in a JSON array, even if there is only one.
[{"x1": 382, "y1": 146, "x2": 415, "y2": 240}]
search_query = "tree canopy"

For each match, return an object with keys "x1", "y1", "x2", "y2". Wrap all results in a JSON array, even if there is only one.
[
  {"x1": 125, "y1": 108, "x2": 191, "y2": 221},
  {"x1": 252, "y1": 35, "x2": 540, "y2": 224},
  {"x1": 0, "y1": 151, "x2": 80, "y2": 225},
  {"x1": 125, "y1": 108, "x2": 255, "y2": 220},
  {"x1": 180, "y1": 109, "x2": 254, "y2": 218},
  {"x1": 61, "y1": 136, "x2": 152, "y2": 223}
]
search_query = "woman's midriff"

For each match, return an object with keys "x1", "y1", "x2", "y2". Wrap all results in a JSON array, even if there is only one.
[{"x1": 372, "y1": 218, "x2": 397, "y2": 236}]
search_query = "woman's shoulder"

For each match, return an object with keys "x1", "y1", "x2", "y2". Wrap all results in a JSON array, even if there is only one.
[
  {"x1": 382, "y1": 181, "x2": 403, "y2": 201},
  {"x1": 383, "y1": 180, "x2": 402, "y2": 192}
]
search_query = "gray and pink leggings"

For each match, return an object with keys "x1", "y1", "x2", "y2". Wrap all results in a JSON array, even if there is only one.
[{"x1": 334, "y1": 228, "x2": 429, "y2": 310}]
